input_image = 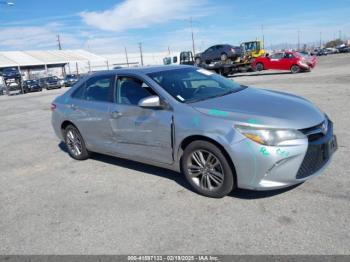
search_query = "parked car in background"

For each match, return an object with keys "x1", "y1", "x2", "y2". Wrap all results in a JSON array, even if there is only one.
[
  {"x1": 0, "y1": 76, "x2": 5, "y2": 95},
  {"x1": 51, "y1": 65, "x2": 337, "y2": 198},
  {"x1": 64, "y1": 74, "x2": 79, "y2": 87},
  {"x1": 252, "y1": 51, "x2": 317, "y2": 73},
  {"x1": 39, "y1": 76, "x2": 61, "y2": 90},
  {"x1": 195, "y1": 44, "x2": 242, "y2": 65},
  {"x1": 23, "y1": 79, "x2": 42, "y2": 93},
  {"x1": 315, "y1": 49, "x2": 329, "y2": 56},
  {"x1": 337, "y1": 46, "x2": 350, "y2": 53},
  {"x1": 0, "y1": 67, "x2": 22, "y2": 95},
  {"x1": 325, "y1": 48, "x2": 338, "y2": 54}
]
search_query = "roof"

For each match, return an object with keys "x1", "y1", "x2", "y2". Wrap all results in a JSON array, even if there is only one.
[
  {"x1": 0, "y1": 49, "x2": 107, "y2": 68},
  {"x1": 94, "y1": 65, "x2": 193, "y2": 76}
]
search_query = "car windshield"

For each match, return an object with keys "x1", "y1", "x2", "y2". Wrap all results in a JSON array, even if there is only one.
[
  {"x1": 26, "y1": 80, "x2": 37, "y2": 84},
  {"x1": 3, "y1": 68, "x2": 17, "y2": 73},
  {"x1": 47, "y1": 76, "x2": 58, "y2": 81},
  {"x1": 66, "y1": 74, "x2": 77, "y2": 79},
  {"x1": 147, "y1": 67, "x2": 245, "y2": 103}
]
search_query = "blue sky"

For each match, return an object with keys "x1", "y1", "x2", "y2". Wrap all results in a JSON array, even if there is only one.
[{"x1": 0, "y1": 0, "x2": 349, "y2": 54}]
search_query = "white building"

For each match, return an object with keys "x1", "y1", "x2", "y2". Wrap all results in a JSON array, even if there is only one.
[
  {"x1": 0, "y1": 49, "x2": 109, "y2": 80},
  {"x1": 0, "y1": 49, "x2": 172, "y2": 80}
]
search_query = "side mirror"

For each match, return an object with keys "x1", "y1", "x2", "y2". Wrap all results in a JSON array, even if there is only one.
[{"x1": 138, "y1": 95, "x2": 162, "y2": 108}]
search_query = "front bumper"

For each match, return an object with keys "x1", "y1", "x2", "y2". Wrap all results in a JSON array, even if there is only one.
[{"x1": 229, "y1": 121, "x2": 337, "y2": 190}]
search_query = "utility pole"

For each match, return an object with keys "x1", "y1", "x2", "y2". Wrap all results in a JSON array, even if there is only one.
[
  {"x1": 124, "y1": 47, "x2": 129, "y2": 67},
  {"x1": 57, "y1": 34, "x2": 62, "y2": 50},
  {"x1": 261, "y1": 24, "x2": 265, "y2": 49},
  {"x1": 320, "y1": 32, "x2": 322, "y2": 48},
  {"x1": 189, "y1": 17, "x2": 196, "y2": 56},
  {"x1": 339, "y1": 30, "x2": 342, "y2": 40},
  {"x1": 138, "y1": 42, "x2": 144, "y2": 67},
  {"x1": 297, "y1": 29, "x2": 300, "y2": 51}
]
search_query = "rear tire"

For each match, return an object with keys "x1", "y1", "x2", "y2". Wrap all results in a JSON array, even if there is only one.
[
  {"x1": 291, "y1": 65, "x2": 300, "y2": 74},
  {"x1": 220, "y1": 53, "x2": 228, "y2": 61},
  {"x1": 181, "y1": 141, "x2": 235, "y2": 198},
  {"x1": 255, "y1": 62, "x2": 264, "y2": 71},
  {"x1": 64, "y1": 125, "x2": 89, "y2": 160},
  {"x1": 195, "y1": 57, "x2": 201, "y2": 65}
]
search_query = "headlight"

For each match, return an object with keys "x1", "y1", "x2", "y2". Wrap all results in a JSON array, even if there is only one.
[{"x1": 235, "y1": 125, "x2": 306, "y2": 146}]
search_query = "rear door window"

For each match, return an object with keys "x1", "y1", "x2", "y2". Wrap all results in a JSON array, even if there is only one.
[{"x1": 72, "y1": 75, "x2": 115, "y2": 102}]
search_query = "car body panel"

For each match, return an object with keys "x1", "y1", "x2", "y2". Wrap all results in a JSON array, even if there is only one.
[
  {"x1": 52, "y1": 65, "x2": 336, "y2": 191},
  {"x1": 252, "y1": 51, "x2": 317, "y2": 72},
  {"x1": 195, "y1": 44, "x2": 242, "y2": 63}
]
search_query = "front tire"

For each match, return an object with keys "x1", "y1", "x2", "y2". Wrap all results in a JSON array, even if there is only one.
[
  {"x1": 181, "y1": 141, "x2": 235, "y2": 198},
  {"x1": 255, "y1": 62, "x2": 264, "y2": 71},
  {"x1": 220, "y1": 53, "x2": 228, "y2": 61},
  {"x1": 291, "y1": 65, "x2": 300, "y2": 74},
  {"x1": 195, "y1": 57, "x2": 201, "y2": 65},
  {"x1": 64, "y1": 125, "x2": 89, "y2": 160}
]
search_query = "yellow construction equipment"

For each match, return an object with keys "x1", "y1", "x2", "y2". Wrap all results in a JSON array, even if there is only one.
[{"x1": 241, "y1": 40, "x2": 266, "y2": 59}]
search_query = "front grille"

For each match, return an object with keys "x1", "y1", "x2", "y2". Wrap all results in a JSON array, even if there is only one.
[
  {"x1": 296, "y1": 144, "x2": 328, "y2": 179},
  {"x1": 296, "y1": 119, "x2": 335, "y2": 179}
]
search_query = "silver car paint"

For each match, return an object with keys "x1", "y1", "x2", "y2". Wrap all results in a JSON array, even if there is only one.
[{"x1": 51, "y1": 65, "x2": 335, "y2": 190}]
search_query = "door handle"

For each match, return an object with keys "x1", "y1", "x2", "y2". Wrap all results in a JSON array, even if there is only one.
[
  {"x1": 70, "y1": 104, "x2": 77, "y2": 110},
  {"x1": 111, "y1": 111, "x2": 123, "y2": 118}
]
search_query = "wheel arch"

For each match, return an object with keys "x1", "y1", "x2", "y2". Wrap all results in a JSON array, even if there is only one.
[
  {"x1": 255, "y1": 61, "x2": 264, "y2": 70},
  {"x1": 178, "y1": 135, "x2": 237, "y2": 182},
  {"x1": 61, "y1": 120, "x2": 77, "y2": 136}
]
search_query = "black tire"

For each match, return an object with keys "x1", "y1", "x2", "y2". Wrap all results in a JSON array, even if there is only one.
[
  {"x1": 64, "y1": 125, "x2": 90, "y2": 160},
  {"x1": 181, "y1": 141, "x2": 235, "y2": 198},
  {"x1": 291, "y1": 64, "x2": 300, "y2": 74},
  {"x1": 255, "y1": 62, "x2": 264, "y2": 71},
  {"x1": 220, "y1": 53, "x2": 228, "y2": 61},
  {"x1": 195, "y1": 57, "x2": 201, "y2": 65}
]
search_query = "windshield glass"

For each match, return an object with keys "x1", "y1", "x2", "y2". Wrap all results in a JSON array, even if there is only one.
[
  {"x1": 148, "y1": 67, "x2": 245, "y2": 103},
  {"x1": 26, "y1": 80, "x2": 37, "y2": 84},
  {"x1": 47, "y1": 76, "x2": 58, "y2": 81},
  {"x1": 66, "y1": 74, "x2": 77, "y2": 79}
]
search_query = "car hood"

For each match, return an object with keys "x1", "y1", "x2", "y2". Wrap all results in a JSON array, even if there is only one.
[{"x1": 191, "y1": 87, "x2": 325, "y2": 129}]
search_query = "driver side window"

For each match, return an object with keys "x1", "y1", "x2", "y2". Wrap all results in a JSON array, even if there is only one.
[
  {"x1": 270, "y1": 53, "x2": 284, "y2": 59},
  {"x1": 115, "y1": 77, "x2": 156, "y2": 106}
]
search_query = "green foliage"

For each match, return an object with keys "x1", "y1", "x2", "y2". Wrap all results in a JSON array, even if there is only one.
[{"x1": 325, "y1": 39, "x2": 343, "y2": 48}]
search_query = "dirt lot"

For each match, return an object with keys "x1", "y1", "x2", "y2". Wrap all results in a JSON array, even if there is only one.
[{"x1": 0, "y1": 54, "x2": 349, "y2": 255}]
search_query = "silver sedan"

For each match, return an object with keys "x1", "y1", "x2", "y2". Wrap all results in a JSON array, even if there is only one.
[{"x1": 51, "y1": 65, "x2": 337, "y2": 198}]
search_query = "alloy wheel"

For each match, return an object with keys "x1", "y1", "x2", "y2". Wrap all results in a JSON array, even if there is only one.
[
  {"x1": 66, "y1": 129, "x2": 83, "y2": 157},
  {"x1": 187, "y1": 150, "x2": 224, "y2": 191}
]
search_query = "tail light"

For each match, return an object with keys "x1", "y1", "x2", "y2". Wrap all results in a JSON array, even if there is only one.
[{"x1": 50, "y1": 103, "x2": 56, "y2": 111}]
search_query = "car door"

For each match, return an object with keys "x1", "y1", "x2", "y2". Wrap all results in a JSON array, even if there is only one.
[
  {"x1": 279, "y1": 53, "x2": 295, "y2": 70},
  {"x1": 268, "y1": 52, "x2": 284, "y2": 69},
  {"x1": 108, "y1": 75, "x2": 174, "y2": 164},
  {"x1": 214, "y1": 45, "x2": 223, "y2": 60},
  {"x1": 68, "y1": 74, "x2": 115, "y2": 152},
  {"x1": 202, "y1": 46, "x2": 214, "y2": 62}
]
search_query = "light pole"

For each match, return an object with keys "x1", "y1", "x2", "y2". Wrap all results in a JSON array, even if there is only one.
[
  {"x1": 138, "y1": 42, "x2": 144, "y2": 67},
  {"x1": 261, "y1": 24, "x2": 265, "y2": 49}
]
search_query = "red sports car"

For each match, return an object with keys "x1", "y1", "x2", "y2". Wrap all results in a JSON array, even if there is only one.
[{"x1": 252, "y1": 51, "x2": 317, "y2": 73}]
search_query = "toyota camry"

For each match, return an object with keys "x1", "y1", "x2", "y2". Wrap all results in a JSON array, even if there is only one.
[{"x1": 51, "y1": 65, "x2": 337, "y2": 198}]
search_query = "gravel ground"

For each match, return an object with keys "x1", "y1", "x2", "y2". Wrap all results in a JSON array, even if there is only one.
[{"x1": 0, "y1": 53, "x2": 349, "y2": 255}]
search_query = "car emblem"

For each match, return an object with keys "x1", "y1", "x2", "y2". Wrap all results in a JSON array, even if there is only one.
[{"x1": 321, "y1": 121, "x2": 328, "y2": 135}]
